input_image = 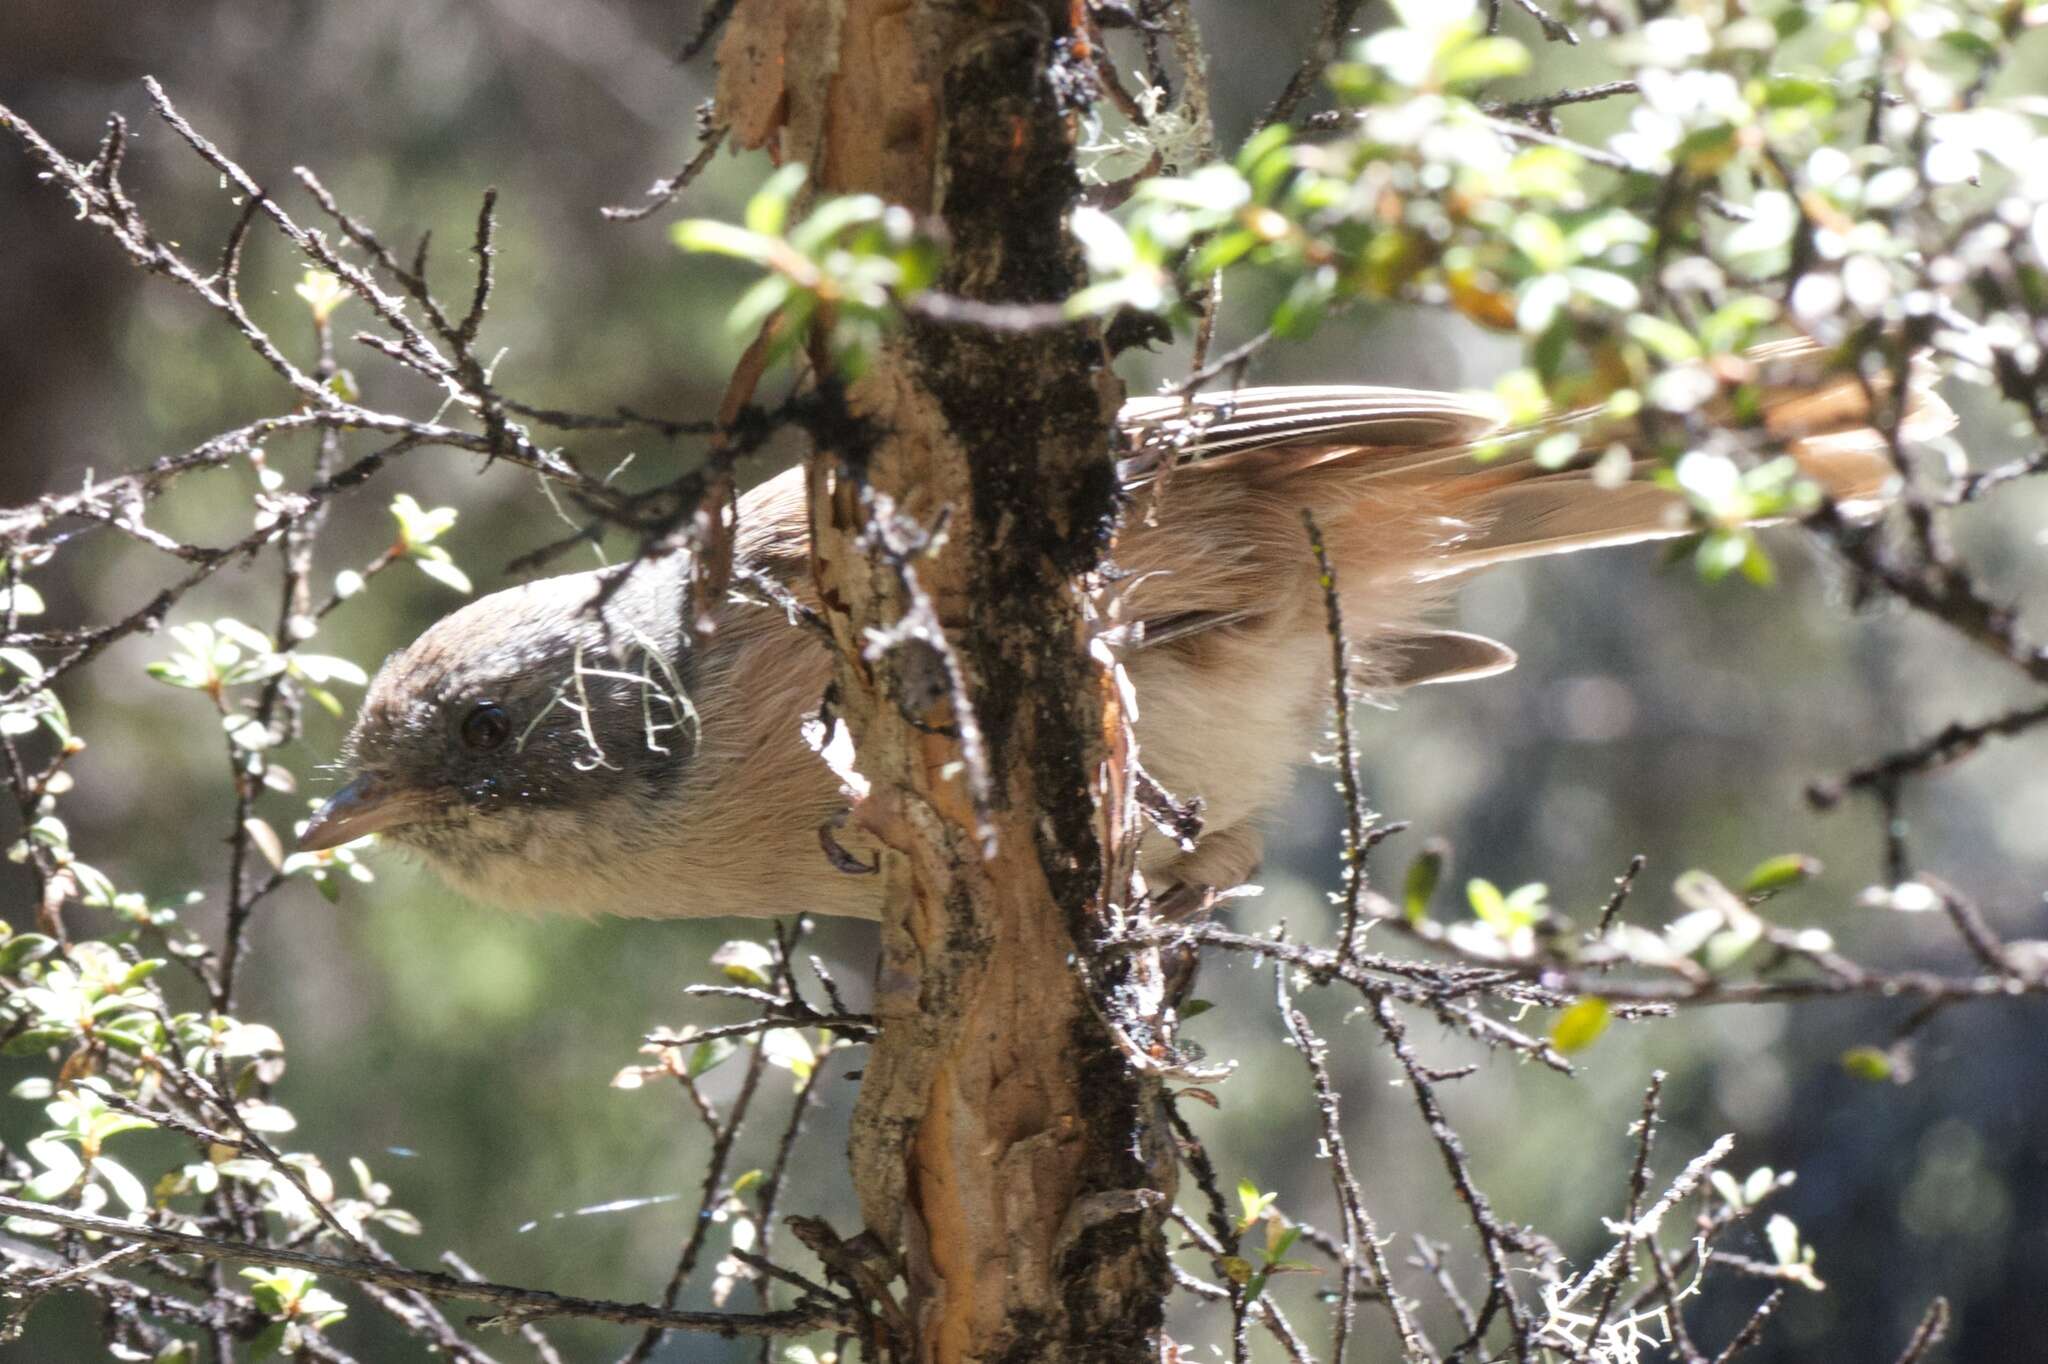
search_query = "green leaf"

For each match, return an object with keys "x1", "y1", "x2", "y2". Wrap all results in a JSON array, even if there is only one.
[
  {"x1": 0, "y1": 647, "x2": 45, "y2": 681},
  {"x1": 1269, "y1": 272, "x2": 1334, "y2": 339},
  {"x1": 118, "y1": 959, "x2": 165, "y2": 990},
  {"x1": 1188, "y1": 227, "x2": 1261, "y2": 278},
  {"x1": 1626, "y1": 314, "x2": 1703, "y2": 363},
  {"x1": 744, "y1": 163, "x2": 809, "y2": 238},
  {"x1": 1235, "y1": 1179, "x2": 1276, "y2": 1233},
  {"x1": 1265, "y1": 1221, "x2": 1301, "y2": 1261},
  {"x1": 1533, "y1": 432, "x2": 1582, "y2": 470},
  {"x1": 688, "y1": 1035, "x2": 737, "y2": 1079},
  {"x1": 389, "y1": 493, "x2": 458, "y2": 548},
  {"x1": 241, "y1": 1266, "x2": 316, "y2": 1315},
  {"x1": 411, "y1": 554, "x2": 472, "y2": 595},
  {"x1": 1509, "y1": 214, "x2": 1570, "y2": 274},
  {"x1": 144, "y1": 661, "x2": 199, "y2": 688},
  {"x1": 1939, "y1": 29, "x2": 1999, "y2": 63},
  {"x1": 1744, "y1": 1167, "x2": 1779, "y2": 1204},
  {"x1": 24, "y1": 1137, "x2": 82, "y2": 1199},
  {"x1": 1694, "y1": 530, "x2": 1751, "y2": 582},
  {"x1": 1675, "y1": 123, "x2": 1739, "y2": 174},
  {"x1": 671, "y1": 219, "x2": 780, "y2": 265},
  {"x1": 1567, "y1": 267, "x2": 1641, "y2": 314},
  {"x1": 234, "y1": 1102, "x2": 297, "y2": 1134},
  {"x1": 760, "y1": 1028, "x2": 815, "y2": 1084},
  {"x1": 218, "y1": 1021, "x2": 284, "y2": 1059},
  {"x1": 291, "y1": 655, "x2": 368, "y2": 687},
  {"x1": 712, "y1": 940, "x2": 776, "y2": 988},
  {"x1": 1743, "y1": 854, "x2": 1821, "y2": 896},
  {"x1": 1841, "y1": 1046, "x2": 1893, "y2": 1082},
  {"x1": 1470, "y1": 878, "x2": 1547, "y2": 932},
  {"x1": 0, "y1": 582, "x2": 45, "y2": 616},
  {"x1": 0, "y1": 932, "x2": 58, "y2": 973},
  {"x1": 787, "y1": 193, "x2": 888, "y2": 256},
  {"x1": 1699, "y1": 295, "x2": 1780, "y2": 354},
  {"x1": 1760, "y1": 74, "x2": 1834, "y2": 111},
  {"x1": 1234, "y1": 124, "x2": 1295, "y2": 195},
  {"x1": 727, "y1": 274, "x2": 795, "y2": 340},
  {"x1": 294, "y1": 270, "x2": 349, "y2": 323},
  {"x1": 1550, "y1": 997, "x2": 1611, "y2": 1054},
  {"x1": 1737, "y1": 536, "x2": 1777, "y2": 587},
  {"x1": 1710, "y1": 1168, "x2": 1744, "y2": 1208},
  {"x1": 1438, "y1": 35, "x2": 1530, "y2": 88},
  {"x1": 1402, "y1": 846, "x2": 1443, "y2": 924},
  {"x1": 1516, "y1": 274, "x2": 1571, "y2": 337},
  {"x1": 4, "y1": 1027, "x2": 76, "y2": 1056},
  {"x1": 1505, "y1": 146, "x2": 1584, "y2": 202},
  {"x1": 1466, "y1": 877, "x2": 1507, "y2": 929},
  {"x1": 1765, "y1": 1214, "x2": 1797, "y2": 1263},
  {"x1": 94, "y1": 1154, "x2": 150, "y2": 1213},
  {"x1": 1069, "y1": 205, "x2": 1137, "y2": 274}
]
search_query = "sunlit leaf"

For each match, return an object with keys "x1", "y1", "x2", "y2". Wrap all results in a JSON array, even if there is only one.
[{"x1": 1550, "y1": 997, "x2": 1611, "y2": 1054}]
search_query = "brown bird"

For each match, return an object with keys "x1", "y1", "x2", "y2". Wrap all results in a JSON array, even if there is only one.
[{"x1": 299, "y1": 341, "x2": 1950, "y2": 919}]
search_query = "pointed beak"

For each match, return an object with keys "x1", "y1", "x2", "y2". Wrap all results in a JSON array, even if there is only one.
[{"x1": 298, "y1": 774, "x2": 443, "y2": 852}]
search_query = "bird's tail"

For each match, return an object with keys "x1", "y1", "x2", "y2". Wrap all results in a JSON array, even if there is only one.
[
  {"x1": 1410, "y1": 339, "x2": 1956, "y2": 575},
  {"x1": 1120, "y1": 337, "x2": 1956, "y2": 576}
]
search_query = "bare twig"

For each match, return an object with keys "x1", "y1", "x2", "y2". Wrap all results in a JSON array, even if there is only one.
[
  {"x1": 1891, "y1": 1297, "x2": 1951, "y2": 1364},
  {"x1": 0, "y1": 1196, "x2": 849, "y2": 1338}
]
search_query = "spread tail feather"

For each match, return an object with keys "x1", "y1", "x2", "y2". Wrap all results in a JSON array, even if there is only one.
[
  {"x1": 1427, "y1": 341, "x2": 1956, "y2": 572},
  {"x1": 1381, "y1": 629, "x2": 1518, "y2": 687},
  {"x1": 1119, "y1": 338, "x2": 1955, "y2": 575}
]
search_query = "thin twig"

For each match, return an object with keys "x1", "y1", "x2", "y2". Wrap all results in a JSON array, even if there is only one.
[
  {"x1": 1303, "y1": 510, "x2": 1373, "y2": 962},
  {"x1": 0, "y1": 1196, "x2": 848, "y2": 1338}
]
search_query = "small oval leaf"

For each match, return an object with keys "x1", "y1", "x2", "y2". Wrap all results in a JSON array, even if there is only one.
[{"x1": 1550, "y1": 997, "x2": 1612, "y2": 1054}]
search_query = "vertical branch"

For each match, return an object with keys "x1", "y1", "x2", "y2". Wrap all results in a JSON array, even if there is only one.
[
  {"x1": 1367, "y1": 994, "x2": 1536, "y2": 1358},
  {"x1": 1276, "y1": 969, "x2": 1430, "y2": 1361},
  {"x1": 217, "y1": 285, "x2": 343, "y2": 1014},
  {"x1": 618, "y1": 1029, "x2": 772, "y2": 1364},
  {"x1": 1303, "y1": 511, "x2": 1373, "y2": 961},
  {"x1": 716, "y1": 2, "x2": 1168, "y2": 1359},
  {"x1": 1583, "y1": 1071, "x2": 1666, "y2": 1345}
]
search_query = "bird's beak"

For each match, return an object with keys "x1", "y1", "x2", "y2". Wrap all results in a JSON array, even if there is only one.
[{"x1": 298, "y1": 774, "x2": 442, "y2": 852}]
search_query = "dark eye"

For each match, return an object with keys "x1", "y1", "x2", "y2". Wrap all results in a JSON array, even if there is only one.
[{"x1": 460, "y1": 701, "x2": 512, "y2": 751}]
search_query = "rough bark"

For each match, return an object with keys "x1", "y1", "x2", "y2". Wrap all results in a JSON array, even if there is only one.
[{"x1": 718, "y1": 3, "x2": 1173, "y2": 1361}]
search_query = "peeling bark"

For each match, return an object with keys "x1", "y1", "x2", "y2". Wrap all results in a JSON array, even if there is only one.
[{"x1": 719, "y1": 3, "x2": 1172, "y2": 1360}]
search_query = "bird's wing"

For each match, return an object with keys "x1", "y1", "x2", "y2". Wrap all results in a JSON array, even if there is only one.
[{"x1": 1117, "y1": 385, "x2": 1507, "y2": 484}]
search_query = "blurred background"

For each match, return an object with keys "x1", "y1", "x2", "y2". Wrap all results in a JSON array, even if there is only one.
[{"x1": 4, "y1": 2, "x2": 2047, "y2": 1359}]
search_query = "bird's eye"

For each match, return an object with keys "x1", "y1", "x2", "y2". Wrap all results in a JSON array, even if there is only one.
[{"x1": 460, "y1": 701, "x2": 512, "y2": 751}]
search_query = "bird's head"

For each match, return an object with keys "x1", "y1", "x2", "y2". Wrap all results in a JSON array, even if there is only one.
[{"x1": 299, "y1": 565, "x2": 701, "y2": 901}]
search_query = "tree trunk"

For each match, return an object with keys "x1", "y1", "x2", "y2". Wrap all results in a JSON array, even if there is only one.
[{"x1": 716, "y1": 4, "x2": 1173, "y2": 1360}]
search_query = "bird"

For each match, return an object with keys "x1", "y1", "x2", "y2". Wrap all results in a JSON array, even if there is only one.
[{"x1": 298, "y1": 340, "x2": 1951, "y2": 920}]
